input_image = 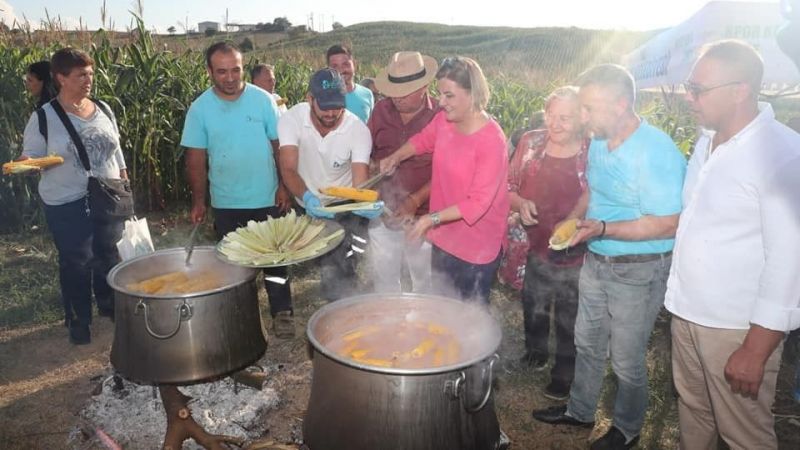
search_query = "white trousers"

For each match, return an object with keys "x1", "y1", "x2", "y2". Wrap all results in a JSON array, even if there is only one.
[{"x1": 367, "y1": 219, "x2": 432, "y2": 293}]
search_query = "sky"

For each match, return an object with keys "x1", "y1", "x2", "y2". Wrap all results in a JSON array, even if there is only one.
[{"x1": 0, "y1": 0, "x2": 781, "y2": 33}]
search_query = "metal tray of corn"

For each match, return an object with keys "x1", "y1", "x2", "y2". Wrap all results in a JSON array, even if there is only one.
[{"x1": 215, "y1": 211, "x2": 345, "y2": 268}]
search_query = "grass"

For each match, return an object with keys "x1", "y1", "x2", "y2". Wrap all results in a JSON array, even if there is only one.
[{"x1": 0, "y1": 231, "x2": 62, "y2": 326}]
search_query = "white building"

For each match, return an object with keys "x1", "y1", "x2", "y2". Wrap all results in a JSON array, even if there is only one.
[
  {"x1": 228, "y1": 23, "x2": 258, "y2": 32},
  {"x1": 198, "y1": 21, "x2": 220, "y2": 33}
]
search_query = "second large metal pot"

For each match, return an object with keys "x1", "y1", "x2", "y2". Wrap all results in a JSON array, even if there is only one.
[
  {"x1": 108, "y1": 246, "x2": 264, "y2": 384},
  {"x1": 304, "y1": 294, "x2": 504, "y2": 450}
]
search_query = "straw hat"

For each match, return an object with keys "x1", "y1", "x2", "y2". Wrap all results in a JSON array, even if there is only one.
[{"x1": 374, "y1": 51, "x2": 438, "y2": 98}]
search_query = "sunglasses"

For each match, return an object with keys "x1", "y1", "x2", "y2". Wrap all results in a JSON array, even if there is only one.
[
  {"x1": 682, "y1": 81, "x2": 743, "y2": 99},
  {"x1": 440, "y1": 56, "x2": 465, "y2": 68}
]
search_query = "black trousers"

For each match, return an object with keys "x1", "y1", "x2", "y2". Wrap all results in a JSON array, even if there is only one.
[
  {"x1": 431, "y1": 246, "x2": 501, "y2": 305},
  {"x1": 44, "y1": 196, "x2": 123, "y2": 327},
  {"x1": 522, "y1": 254, "x2": 580, "y2": 385},
  {"x1": 214, "y1": 207, "x2": 292, "y2": 316},
  {"x1": 318, "y1": 213, "x2": 366, "y2": 301}
]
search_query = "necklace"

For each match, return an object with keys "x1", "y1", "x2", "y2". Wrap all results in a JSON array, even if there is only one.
[
  {"x1": 58, "y1": 97, "x2": 87, "y2": 113},
  {"x1": 71, "y1": 100, "x2": 87, "y2": 112}
]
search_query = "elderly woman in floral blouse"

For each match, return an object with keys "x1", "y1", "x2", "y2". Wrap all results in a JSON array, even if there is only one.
[{"x1": 501, "y1": 86, "x2": 588, "y2": 400}]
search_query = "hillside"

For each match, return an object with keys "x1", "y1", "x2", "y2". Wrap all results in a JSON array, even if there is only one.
[
  {"x1": 5, "y1": 21, "x2": 651, "y2": 87},
  {"x1": 259, "y1": 21, "x2": 653, "y2": 85}
]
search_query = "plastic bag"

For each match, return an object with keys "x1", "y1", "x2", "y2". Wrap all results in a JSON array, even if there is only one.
[{"x1": 116, "y1": 216, "x2": 155, "y2": 260}]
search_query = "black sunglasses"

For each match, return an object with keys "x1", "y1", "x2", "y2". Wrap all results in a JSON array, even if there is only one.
[{"x1": 440, "y1": 56, "x2": 464, "y2": 68}]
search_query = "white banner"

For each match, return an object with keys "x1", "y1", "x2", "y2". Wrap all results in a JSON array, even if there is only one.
[{"x1": 623, "y1": 1, "x2": 800, "y2": 91}]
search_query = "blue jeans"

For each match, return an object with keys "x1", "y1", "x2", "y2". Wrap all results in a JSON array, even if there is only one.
[
  {"x1": 566, "y1": 252, "x2": 670, "y2": 441},
  {"x1": 44, "y1": 197, "x2": 123, "y2": 327}
]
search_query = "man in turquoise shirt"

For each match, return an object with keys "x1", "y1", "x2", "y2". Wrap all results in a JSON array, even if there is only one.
[
  {"x1": 181, "y1": 41, "x2": 295, "y2": 338},
  {"x1": 327, "y1": 44, "x2": 374, "y2": 123},
  {"x1": 533, "y1": 64, "x2": 686, "y2": 450}
]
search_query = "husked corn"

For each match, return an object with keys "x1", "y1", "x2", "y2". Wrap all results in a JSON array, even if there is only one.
[
  {"x1": 319, "y1": 186, "x2": 379, "y2": 202},
  {"x1": 548, "y1": 218, "x2": 579, "y2": 251},
  {"x1": 3, "y1": 155, "x2": 64, "y2": 175}
]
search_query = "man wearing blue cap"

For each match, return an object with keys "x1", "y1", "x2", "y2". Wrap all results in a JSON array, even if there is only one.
[{"x1": 278, "y1": 68, "x2": 378, "y2": 300}]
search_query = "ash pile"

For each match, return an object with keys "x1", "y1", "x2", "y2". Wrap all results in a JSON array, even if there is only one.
[{"x1": 67, "y1": 367, "x2": 284, "y2": 449}]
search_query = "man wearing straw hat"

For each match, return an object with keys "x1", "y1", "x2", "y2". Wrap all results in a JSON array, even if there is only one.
[{"x1": 367, "y1": 51, "x2": 439, "y2": 293}]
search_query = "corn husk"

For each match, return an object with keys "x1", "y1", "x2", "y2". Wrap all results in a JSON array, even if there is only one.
[
  {"x1": 318, "y1": 201, "x2": 382, "y2": 214},
  {"x1": 218, "y1": 210, "x2": 343, "y2": 266}
]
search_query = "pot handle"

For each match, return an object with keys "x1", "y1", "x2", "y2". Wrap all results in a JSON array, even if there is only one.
[
  {"x1": 135, "y1": 299, "x2": 192, "y2": 340},
  {"x1": 463, "y1": 353, "x2": 500, "y2": 413}
]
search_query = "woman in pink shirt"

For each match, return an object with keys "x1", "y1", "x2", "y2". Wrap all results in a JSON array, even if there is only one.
[{"x1": 380, "y1": 56, "x2": 510, "y2": 304}]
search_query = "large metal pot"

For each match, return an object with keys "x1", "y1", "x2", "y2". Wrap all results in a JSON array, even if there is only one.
[
  {"x1": 304, "y1": 294, "x2": 504, "y2": 450},
  {"x1": 108, "y1": 247, "x2": 265, "y2": 384}
]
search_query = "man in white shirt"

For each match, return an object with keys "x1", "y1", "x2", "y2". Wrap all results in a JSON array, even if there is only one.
[
  {"x1": 278, "y1": 68, "x2": 377, "y2": 300},
  {"x1": 251, "y1": 63, "x2": 288, "y2": 115},
  {"x1": 665, "y1": 40, "x2": 800, "y2": 449}
]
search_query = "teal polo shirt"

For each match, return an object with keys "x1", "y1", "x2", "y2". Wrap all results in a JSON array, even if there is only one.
[
  {"x1": 181, "y1": 84, "x2": 280, "y2": 209},
  {"x1": 345, "y1": 84, "x2": 374, "y2": 123},
  {"x1": 586, "y1": 120, "x2": 686, "y2": 256}
]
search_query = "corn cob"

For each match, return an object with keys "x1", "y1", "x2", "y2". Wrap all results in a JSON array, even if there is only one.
[
  {"x1": 410, "y1": 338, "x2": 436, "y2": 358},
  {"x1": 353, "y1": 357, "x2": 394, "y2": 368},
  {"x1": 319, "y1": 186, "x2": 379, "y2": 202},
  {"x1": 2, "y1": 155, "x2": 65, "y2": 175},
  {"x1": 548, "y1": 218, "x2": 579, "y2": 251}
]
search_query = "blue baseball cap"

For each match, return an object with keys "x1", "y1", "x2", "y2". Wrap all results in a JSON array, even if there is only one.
[{"x1": 309, "y1": 68, "x2": 346, "y2": 110}]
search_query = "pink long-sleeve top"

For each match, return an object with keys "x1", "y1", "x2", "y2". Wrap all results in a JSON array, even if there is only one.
[{"x1": 409, "y1": 111, "x2": 510, "y2": 264}]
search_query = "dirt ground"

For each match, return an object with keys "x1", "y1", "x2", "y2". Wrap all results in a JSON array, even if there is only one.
[{"x1": 1, "y1": 226, "x2": 800, "y2": 449}]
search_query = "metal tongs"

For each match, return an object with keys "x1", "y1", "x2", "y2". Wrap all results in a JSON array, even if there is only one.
[
  {"x1": 356, "y1": 171, "x2": 387, "y2": 190},
  {"x1": 185, "y1": 223, "x2": 201, "y2": 266}
]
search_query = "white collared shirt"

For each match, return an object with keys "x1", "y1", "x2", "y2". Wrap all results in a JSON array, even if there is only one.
[
  {"x1": 272, "y1": 93, "x2": 288, "y2": 115},
  {"x1": 277, "y1": 102, "x2": 372, "y2": 205},
  {"x1": 665, "y1": 103, "x2": 800, "y2": 332}
]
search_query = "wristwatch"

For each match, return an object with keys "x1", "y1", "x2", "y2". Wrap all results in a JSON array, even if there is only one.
[{"x1": 429, "y1": 212, "x2": 441, "y2": 226}]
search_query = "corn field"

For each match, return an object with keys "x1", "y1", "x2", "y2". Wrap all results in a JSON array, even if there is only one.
[
  {"x1": 0, "y1": 19, "x2": 315, "y2": 233},
  {"x1": 0, "y1": 19, "x2": 698, "y2": 234}
]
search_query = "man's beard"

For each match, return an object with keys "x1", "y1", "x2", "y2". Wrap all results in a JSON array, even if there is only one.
[{"x1": 314, "y1": 109, "x2": 343, "y2": 129}]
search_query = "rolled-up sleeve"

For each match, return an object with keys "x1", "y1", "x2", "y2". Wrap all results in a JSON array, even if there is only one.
[
  {"x1": 456, "y1": 131, "x2": 506, "y2": 226},
  {"x1": 750, "y1": 155, "x2": 800, "y2": 332}
]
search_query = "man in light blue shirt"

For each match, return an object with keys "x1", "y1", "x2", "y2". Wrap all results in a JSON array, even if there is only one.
[
  {"x1": 533, "y1": 64, "x2": 686, "y2": 450},
  {"x1": 181, "y1": 41, "x2": 295, "y2": 338},
  {"x1": 327, "y1": 44, "x2": 373, "y2": 123}
]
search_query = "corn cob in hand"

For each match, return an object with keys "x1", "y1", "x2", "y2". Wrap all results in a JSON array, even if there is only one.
[
  {"x1": 319, "y1": 186, "x2": 379, "y2": 202},
  {"x1": 3, "y1": 155, "x2": 64, "y2": 175}
]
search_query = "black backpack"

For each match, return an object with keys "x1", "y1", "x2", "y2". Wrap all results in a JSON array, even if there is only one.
[{"x1": 36, "y1": 98, "x2": 114, "y2": 143}]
